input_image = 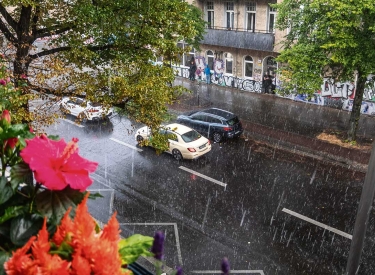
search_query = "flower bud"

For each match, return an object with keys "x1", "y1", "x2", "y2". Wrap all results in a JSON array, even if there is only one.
[
  {"x1": 1, "y1": 110, "x2": 11, "y2": 124},
  {"x1": 221, "y1": 257, "x2": 230, "y2": 275},
  {"x1": 151, "y1": 231, "x2": 165, "y2": 260},
  {"x1": 0, "y1": 79, "x2": 6, "y2": 86}
]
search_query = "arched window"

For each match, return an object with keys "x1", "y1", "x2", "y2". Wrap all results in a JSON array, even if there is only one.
[
  {"x1": 244, "y1": 56, "x2": 253, "y2": 78},
  {"x1": 224, "y1": 52, "x2": 233, "y2": 74},
  {"x1": 206, "y1": 50, "x2": 214, "y2": 70}
]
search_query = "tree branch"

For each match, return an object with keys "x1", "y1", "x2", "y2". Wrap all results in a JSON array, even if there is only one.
[
  {"x1": 0, "y1": 4, "x2": 19, "y2": 33},
  {"x1": 35, "y1": 25, "x2": 73, "y2": 39},
  {"x1": 0, "y1": 18, "x2": 17, "y2": 43},
  {"x1": 29, "y1": 46, "x2": 71, "y2": 59},
  {"x1": 29, "y1": 44, "x2": 114, "y2": 60}
]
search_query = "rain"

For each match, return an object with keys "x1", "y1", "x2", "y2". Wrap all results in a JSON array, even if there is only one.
[{"x1": 38, "y1": 77, "x2": 375, "y2": 275}]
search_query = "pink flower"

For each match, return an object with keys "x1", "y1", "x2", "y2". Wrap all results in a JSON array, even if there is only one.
[
  {"x1": 6, "y1": 77, "x2": 10, "y2": 83},
  {"x1": 1, "y1": 110, "x2": 11, "y2": 124},
  {"x1": 20, "y1": 74, "x2": 27, "y2": 79},
  {"x1": 0, "y1": 79, "x2": 6, "y2": 85},
  {"x1": 20, "y1": 135, "x2": 98, "y2": 191}
]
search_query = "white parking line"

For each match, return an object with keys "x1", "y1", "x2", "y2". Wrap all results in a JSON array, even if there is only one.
[
  {"x1": 109, "y1": 138, "x2": 143, "y2": 152},
  {"x1": 179, "y1": 166, "x2": 227, "y2": 188},
  {"x1": 191, "y1": 270, "x2": 265, "y2": 275},
  {"x1": 282, "y1": 208, "x2": 353, "y2": 240},
  {"x1": 58, "y1": 118, "x2": 85, "y2": 128}
]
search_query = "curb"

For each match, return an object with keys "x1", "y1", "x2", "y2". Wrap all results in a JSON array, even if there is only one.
[{"x1": 168, "y1": 107, "x2": 369, "y2": 173}]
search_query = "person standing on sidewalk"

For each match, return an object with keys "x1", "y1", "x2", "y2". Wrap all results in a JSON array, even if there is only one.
[
  {"x1": 204, "y1": 65, "x2": 211, "y2": 84},
  {"x1": 189, "y1": 60, "x2": 197, "y2": 81}
]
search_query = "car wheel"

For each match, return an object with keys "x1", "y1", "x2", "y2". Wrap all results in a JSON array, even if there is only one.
[
  {"x1": 136, "y1": 135, "x2": 144, "y2": 145},
  {"x1": 172, "y1": 149, "x2": 183, "y2": 161},
  {"x1": 213, "y1": 132, "x2": 222, "y2": 143},
  {"x1": 78, "y1": 112, "x2": 88, "y2": 122}
]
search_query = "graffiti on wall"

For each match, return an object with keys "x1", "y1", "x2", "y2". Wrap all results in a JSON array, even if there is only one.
[
  {"x1": 194, "y1": 56, "x2": 205, "y2": 78},
  {"x1": 364, "y1": 79, "x2": 375, "y2": 101},
  {"x1": 321, "y1": 78, "x2": 356, "y2": 99},
  {"x1": 213, "y1": 59, "x2": 224, "y2": 77}
]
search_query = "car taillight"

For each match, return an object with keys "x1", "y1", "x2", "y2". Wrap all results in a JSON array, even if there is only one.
[
  {"x1": 187, "y1": 148, "x2": 196, "y2": 152},
  {"x1": 223, "y1": 127, "x2": 233, "y2": 131},
  {"x1": 88, "y1": 109, "x2": 99, "y2": 113}
]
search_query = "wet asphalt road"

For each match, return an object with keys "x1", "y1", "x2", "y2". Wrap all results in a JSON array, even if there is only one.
[{"x1": 43, "y1": 113, "x2": 375, "y2": 275}]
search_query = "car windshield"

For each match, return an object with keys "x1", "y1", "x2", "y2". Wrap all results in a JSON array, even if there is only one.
[
  {"x1": 226, "y1": 117, "x2": 240, "y2": 126},
  {"x1": 181, "y1": 130, "x2": 201, "y2": 143}
]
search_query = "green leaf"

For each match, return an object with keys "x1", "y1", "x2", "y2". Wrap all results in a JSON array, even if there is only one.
[
  {"x1": 118, "y1": 234, "x2": 154, "y2": 265},
  {"x1": 87, "y1": 192, "x2": 104, "y2": 199},
  {"x1": 0, "y1": 176, "x2": 13, "y2": 204},
  {"x1": 10, "y1": 214, "x2": 44, "y2": 246},
  {"x1": 47, "y1": 135, "x2": 60, "y2": 141},
  {"x1": 4, "y1": 124, "x2": 29, "y2": 139},
  {"x1": 0, "y1": 251, "x2": 10, "y2": 275},
  {"x1": 35, "y1": 186, "x2": 85, "y2": 224},
  {"x1": 10, "y1": 163, "x2": 32, "y2": 190},
  {"x1": 0, "y1": 205, "x2": 26, "y2": 224}
]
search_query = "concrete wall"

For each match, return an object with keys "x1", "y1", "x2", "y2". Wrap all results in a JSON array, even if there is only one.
[{"x1": 231, "y1": 91, "x2": 375, "y2": 139}]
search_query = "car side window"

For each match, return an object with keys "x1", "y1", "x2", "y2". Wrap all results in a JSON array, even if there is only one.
[
  {"x1": 206, "y1": 116, "x2": 222, "y2": 124},
  {"x1": 166, "y1": 131, "x2": 178, "y2": 142},
  {"x1": 192, "y1": 114, "x2": 208, "y2": 122}
]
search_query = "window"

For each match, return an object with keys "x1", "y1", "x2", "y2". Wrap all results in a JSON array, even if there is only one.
[
  {"x1": 246, "y1": 2, "x2": 256, "y2": 32},
  {"x1": 177, "y1": 42, "x2": 195, "y2": 67},
  {"x1": 244, "y1": 56, "x2": 253, "y2": 78},
  {"x1": 224, "y1": 53, "x2": 233, "y2": 74},
  {"x1": 206, "y1": 50, "x2": 214, "y2": 70},
  {"x1": 225, "y1": 2, "x2": 235, "y2": 30},
  {"x1": 268, "y1": 4, "x2": 277, "y2": 33},
  {"x1": 206, "y1": 2, "x2": 214, "y2": 29}
]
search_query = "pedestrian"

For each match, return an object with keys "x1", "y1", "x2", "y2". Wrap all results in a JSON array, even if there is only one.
[
  {"x1": 204, "y1": 65, "x2": 211, "y2": 84},
  {"x1": 189, "y1": 60, "x2": 197, "y2": 81}
]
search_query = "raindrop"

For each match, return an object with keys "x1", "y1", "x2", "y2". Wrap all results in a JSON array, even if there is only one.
[
  {"x1": 286, "y1": 232, "x2": 293, "y2": 247},
  {"x1": 240, "y1": 210, "x2": 247, "y2": 227},
  {"x1": 310, "y1": 167, "x2": 317, "y2": 184}
]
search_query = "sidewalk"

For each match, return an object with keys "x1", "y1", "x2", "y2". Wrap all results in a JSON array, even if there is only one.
[{"x1": 169, "y1": 78, "x2": 372, "y2": 173}]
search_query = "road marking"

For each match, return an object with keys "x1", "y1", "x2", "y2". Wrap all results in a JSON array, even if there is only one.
[
  {"x1": 179, "y1": 166, "x2": 227, "y2": 188},
  {"x1": 191, "y1": 270, "x2": 265, "y2": 275},
  {"x1": 58, "y1": 118, "x2": 85, "y2": 128},
  {"x1": 87, "y1": 189, "x2": 113, "y2": 192},
  {"x1": 120, "y1": 223, "x2": 182, "y2": 265},
  {"x1": 282, "y1": 208, "x2": 353, "y2": 240},
  {"x1": 109, "y1": 138, "x2": 143, "y2": 152}
]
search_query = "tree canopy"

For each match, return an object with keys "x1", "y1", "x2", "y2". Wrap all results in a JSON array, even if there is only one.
[
  {"x1": 274, "y1": 0, "x2": 375, "y2": 141},
  {"x1": 0, "y1": 0, "x2": 205, "y2": 139}
]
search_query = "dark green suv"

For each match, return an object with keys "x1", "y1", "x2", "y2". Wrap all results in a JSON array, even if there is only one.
[{"x1": 176, "y1": 108, "x2": 243, "y2": 143}]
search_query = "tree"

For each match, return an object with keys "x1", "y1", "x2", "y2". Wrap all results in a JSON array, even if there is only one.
[
  {"x1": 274, "y1": 0, "x2": 375, "y2": 141},
  {"x1": 0, "y1": 0, "x2": 205, "y2": 136}
]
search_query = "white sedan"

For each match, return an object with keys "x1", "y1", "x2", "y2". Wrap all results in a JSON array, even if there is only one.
[
  {"x1": 60, "y1": 97, "x2": 113, "y2": 121},
  {"x1": 135, "y1": 123, "x2": 212, "y2": 160}
]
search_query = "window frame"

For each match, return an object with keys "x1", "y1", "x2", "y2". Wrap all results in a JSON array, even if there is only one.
[
  {"x1": 245, "y1": 2, "x2": 256, "y2": 32},
  {"x1": 244, "y1": 55, "x2": 254, "y2": 79},
  {"x1": 225, "y1": 2, "x2": 235, "y2": 30},
  {"x1": 224, "y1": 52, "x2": 233, "y2": 75},
  {"x1": 206, "y1": 1, "x2": 214, "y2": 29}
]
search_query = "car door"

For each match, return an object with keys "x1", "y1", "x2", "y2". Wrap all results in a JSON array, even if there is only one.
[
  {"x1": 165, "y1": 130, "x2": 179, "y2": 153},
  {"x1": 70, "y1": 98, "x2": 86, "y2": 117},
  {"x1": 190, "y1": 114, "x2": 210, "y2": 136}
]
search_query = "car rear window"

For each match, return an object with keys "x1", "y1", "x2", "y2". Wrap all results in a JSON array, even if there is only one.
[
  {"x1": 90, "y1": 102, "x2": 102, "y2": 107},
  {"x1": 181, "y1": 130, "x2": 201, "y2": 143},
  {"x1": 226, "y1": 116, "x2": 240, "y2": 126}
]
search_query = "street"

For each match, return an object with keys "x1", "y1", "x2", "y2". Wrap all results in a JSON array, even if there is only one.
[{"x1": 42, "y1": 111, "x2": 374, "y2": 275}]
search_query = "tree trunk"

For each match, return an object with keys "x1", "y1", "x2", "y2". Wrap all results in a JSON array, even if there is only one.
[{"x1": 347, "y1": 74, "x2": 365, "y2": 142}]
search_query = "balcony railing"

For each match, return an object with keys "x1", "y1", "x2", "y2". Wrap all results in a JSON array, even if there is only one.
[{"x1": 201, "y1": 27, "x2": 275, "y2": 52}]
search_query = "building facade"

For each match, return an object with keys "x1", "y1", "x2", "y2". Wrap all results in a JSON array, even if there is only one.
[{"x1": 179, "y1": 0, "x2": 286, "y2": 88}]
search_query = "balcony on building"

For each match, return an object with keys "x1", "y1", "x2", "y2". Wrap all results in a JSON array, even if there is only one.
[{"x1": 201, "y1": 26, "x2": 275, "y2": 52}]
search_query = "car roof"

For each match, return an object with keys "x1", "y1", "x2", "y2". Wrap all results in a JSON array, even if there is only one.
[
  {"x1": 165, "y1": 123, "x2": 194, "y2": 135},
  {"x1": 199, "y1": 108, "x2": 236, "y2": 120}
]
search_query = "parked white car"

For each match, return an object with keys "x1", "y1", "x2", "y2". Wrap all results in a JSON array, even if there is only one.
[
  {"x1": 135, "y1": 123, "x2": 212, "y2": 160},
  {"x1": 60, "y1": 97, "x2": 113, "y2": 121}
]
